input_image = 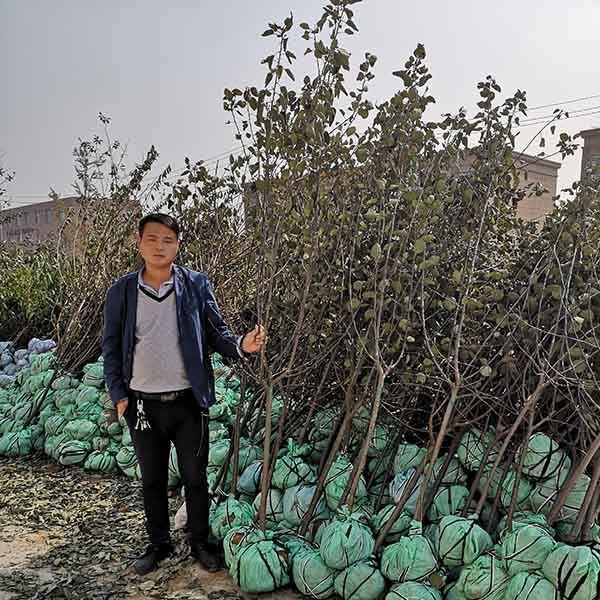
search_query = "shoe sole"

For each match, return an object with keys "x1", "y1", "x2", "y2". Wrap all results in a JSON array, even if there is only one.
[
  {"x1": 133, "y1": 553, "x2": 174, "y2": 575},
  {"x1": 134, "y1": 564, "x2": 158, "y2": 576}
]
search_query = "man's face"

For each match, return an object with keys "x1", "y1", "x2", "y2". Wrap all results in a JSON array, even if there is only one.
[{"x1": 136, "y1": 222, "x2": 180, "y2": 270}]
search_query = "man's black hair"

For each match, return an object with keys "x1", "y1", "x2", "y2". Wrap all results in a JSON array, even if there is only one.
[{"x1": 138, "y1": 213, "x2": 180, "y2": 239}]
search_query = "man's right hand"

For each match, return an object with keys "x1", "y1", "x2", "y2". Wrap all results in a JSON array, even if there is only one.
[{"x1": 116, "y1": 398, "x2": 129, "y2": 417}]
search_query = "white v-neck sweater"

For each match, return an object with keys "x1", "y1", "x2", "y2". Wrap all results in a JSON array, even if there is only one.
[{"x1": 128, "y1": 286, "x2": 192, "y2": 393}]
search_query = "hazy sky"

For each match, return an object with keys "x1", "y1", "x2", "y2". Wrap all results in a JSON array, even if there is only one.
[{"x1": 2, "y1": 0, "x2": 600, "y2": 208}]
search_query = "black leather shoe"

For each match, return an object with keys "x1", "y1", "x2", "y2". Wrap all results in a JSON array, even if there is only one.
[
  {"x1": 190, "y1": 542, "x2": 223, "y2": 572},
  {"x1": 130, "y1": 542, "x2": 174, "y2": 575}
]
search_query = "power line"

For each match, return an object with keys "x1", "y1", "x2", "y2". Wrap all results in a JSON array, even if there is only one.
[
  {"x1": 519, "y1": 104, "x2": 600, "y2": 125},
  {"x1": 528, "y1": 93, "x2": 600, "y2": 112},
  {"x1": 2, "y1": 146, "x2": 248, "y2": 209},
  {"x1": 137, "y1": 145, "x2": 245, "y2": 189},
  {"x1": 517, "y1": 109, "x2": 600, "y2": 128}
]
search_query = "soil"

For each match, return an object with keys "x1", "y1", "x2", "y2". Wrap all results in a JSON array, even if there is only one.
[{"x1": 0, "y1": 455, "x2": 300, "y2": 600}]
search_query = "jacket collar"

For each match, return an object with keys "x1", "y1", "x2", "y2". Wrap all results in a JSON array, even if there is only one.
[
  {"x1": 137, "y1": 264, "x2": 174, "y2": 296},
  {"x1": 126, "y1": 264, "x2": 186, "y2": 332}
]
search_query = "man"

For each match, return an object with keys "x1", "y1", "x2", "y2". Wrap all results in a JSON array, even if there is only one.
[{"x1": 101, "y1": 212, "x2": 265, "y2": 575}]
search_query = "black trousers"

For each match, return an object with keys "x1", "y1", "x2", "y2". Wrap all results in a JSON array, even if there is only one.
[{"x1": 124, "y1": 389, "x2": 210, "y2": 546}]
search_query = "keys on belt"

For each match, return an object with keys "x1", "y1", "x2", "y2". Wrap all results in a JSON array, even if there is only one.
[{"x1": 131, "y1": 388, "x2": 191, "y2": 403}]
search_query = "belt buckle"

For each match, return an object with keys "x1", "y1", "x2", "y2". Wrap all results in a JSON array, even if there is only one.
[{"x1": 161, "y1": 392, "x2": 177, "y2": 402}]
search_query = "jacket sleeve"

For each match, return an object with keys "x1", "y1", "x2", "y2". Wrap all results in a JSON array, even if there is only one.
[
  {"x1": 101, "y1": 283, "x2": 129, "y2": 406},
  {"x1": 201, "y1": 277, "x2": 245, "y2": 361}
]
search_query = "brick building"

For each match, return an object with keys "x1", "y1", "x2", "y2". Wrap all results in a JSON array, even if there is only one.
[
  {"x1": 511, "y1": 152, "x2": 561, "y2": 223},
  {"x1": 580, "y1": 128, "x2": 600, "y2": 179},
  {"x1": 0, "y1": 196, "x2": 80, "y2": 244}
]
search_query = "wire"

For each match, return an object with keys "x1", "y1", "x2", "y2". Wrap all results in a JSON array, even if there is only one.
[
  {"x1": 2, "y1": 146, "x2": 248, "y2": 209},
  {"x1": 517, "y1": 109, "x2": 600, "y2": 128},
  {"x1": 6, "y1": 93, "x2": 598, "y2": 206},
  {"x1": 528, "y1": 93, "x2": 600, "y2": 112},
  {"x1": 136, "y1": 145, "x2": 245, "y2": 189},
  {"x1": 519, "y1": 104, "x2": 600, "y2": 125}
]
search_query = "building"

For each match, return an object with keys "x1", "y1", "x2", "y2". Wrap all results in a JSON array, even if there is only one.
[
  {"x1": 511, "y1": 152, "x2": 561, "y2": 223},
  {"x1": 458, "y1": 150, "x2": 560, "y2": 223},
  {"x1": 0, "y1": 196, "x2": 80, "y2": 244},
  {"x1": 244, "y1": 150, "x2": 562, "y2": 227},
  {"x1": 580, "y1": 128, "x2": 600, "y2": 180}
]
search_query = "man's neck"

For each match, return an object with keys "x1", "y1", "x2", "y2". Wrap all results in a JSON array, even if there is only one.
[{"x1": 141, "y1": 262, "x2": 174, "y2": 287}]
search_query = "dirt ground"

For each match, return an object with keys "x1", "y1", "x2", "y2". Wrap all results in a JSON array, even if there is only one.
[{"x1": 0, "y1": 455, "x2": 300, "y2": 600}]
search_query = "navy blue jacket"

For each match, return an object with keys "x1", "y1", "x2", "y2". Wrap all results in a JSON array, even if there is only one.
[{"x1": 101, "y1": 264, "x2": 242, "y2": 409}]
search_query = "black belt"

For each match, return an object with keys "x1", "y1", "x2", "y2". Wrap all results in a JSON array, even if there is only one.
[{"x1": 130, "y1": 388, "x2": 192, "y2": 403}]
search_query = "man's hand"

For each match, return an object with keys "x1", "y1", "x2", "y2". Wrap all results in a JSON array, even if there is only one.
[
  {"x1": 116, "y1": 398, "x2": 129, "y2": 417},
  {"x1": 241, "y1": 325, "x2": 267, "y2": 354}
]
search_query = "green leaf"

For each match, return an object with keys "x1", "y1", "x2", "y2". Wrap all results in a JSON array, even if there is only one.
[{"x1": 414, "y1": 237, "x2": 427, "y2": 254}]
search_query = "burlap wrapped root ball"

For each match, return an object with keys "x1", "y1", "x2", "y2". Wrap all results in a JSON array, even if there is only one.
[
  {"x1": 44, "y1": 432, "x2": 70, "y2": 461},
  {"x1": 168, "y1": 445, "x2": 180, "y2": 487},
  {"x1": 477, "y1": 465, "x2": 504, "y2": 500},
  {"x1": 230, "y1": 539, "x2": 290, "y2": 593},
  {"x1": 477, "y1": 465, "x2": 532, "y2": 511},
  {"x1": 0, "y1": 429, "x2": 32, "y2": 457},
  {"x1": 504, "y1": 572, "x2": 558, "y2": 600},
  {"x1": 454, "y1": 554, "x2": 509, "y2": 600},
  {"x1": 208, "y1": 438, "x2": 230, "y2": 470},
  {"x1": 235, "y1": 438, "x2": 263, "y2": 473},
  {"x1": 427, "y1": 485, "x2": 470, "y2": 523},
  {"x1": 116, "y1": 446, "x2": 138, "y2": 478},
  {"x1": 272, "y1": 440, "x2": 315, "y2": 489},
  {"x1": 334, "y1": 559, "x2": 386, "y2": 600},
  {"x1": 292, "y1": 547, "x2": 336, "y2": 599},
  {"x1": 283, "y1": 483, "x2": 330, "y2": 528},
  {"x1": 83, "y1": 450, "x2": 117, "y2": 472},
  {"x1": 385, "y1": 582, "x2": 442, "y2": 600},
  {"x1": 498, "y1": 470, "x2": 533, "y2": 512},
  {"x1": 499, "y1": 524, "x2": 556, "y2": 575},
  {"x1": 223, "y1": 526, "x2": 266, "y2": 569},
  {"x1": 434, "y1": 515, "x2": 493, "y2": 568},
  {"x1": 393, "y1": 444, "x2": 427, "y2": 474},
  {"x1": 369, "y1": 478, "x2": 394, "y2": 509},
  {"x1": 44, "y1": 414, "x2": 67, "y2": 436},
  {"x1": 367, "y1": 424, "x2": 391, "y2": 458},
  {"x1": 381, "y1": 527, "x2": 439, "y2": 583},
  {"x1": 237, "y1": 460, "x2": 263, "y2": 496},
  {"x1": 275, "y1": 530, "x2": 314, "y2": 561},
  {"x1": 29, "y1": 424, "x2": 45, "y2": 451},
  {"x1": 389, "y1": 468, "x2": 427, "y2": 516},
  {"x1": 519, "y1": 433, "x2": 572, "y2": 482},
  {"x1": 211, "y1": 497, "x2": 254, "y2": 540},
  {"x1": 325, "y1": 456, "x2": 368, "y2": 511},
  {"x1": 306, "y1": 408, "x2": 337, "y2": 463},
  {"x1": 58, "y1": 439, "x2": 91, "y2": 466},
  {"x1": 371, "y1": 505, "x2": 412, "y2": 545},
  {"x1": 497, "y1": 512, "x2": 555, "y2": 539},
  {"x1": 555, "y1": 521, "x2": 600, "y2": 543},
  {"x1": 319, "y1": 513, "x2": 375, "y2": 570},
  {"x1": 531, "y1": 473, "x2": 591, "y2": 523},
  {"x1": 542, "y1": 544, "x2": 600, "y2": 600},
  {"x1": 252, "y1": 489, "x2": 285, "y2": 530},
  {"x1": 429, "y1": 457, "x2": 468, "y2": 486},
  {"x1": 457, "y1": 428, "x2": 499, "y2": 472}
]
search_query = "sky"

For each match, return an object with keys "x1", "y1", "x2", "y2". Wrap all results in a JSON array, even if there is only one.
[{"x1": 2, "y1": 0, "x2": 600, "y2": 208}]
